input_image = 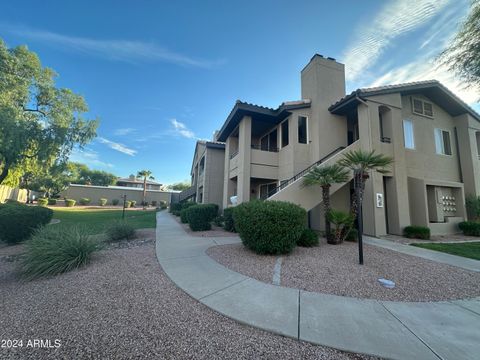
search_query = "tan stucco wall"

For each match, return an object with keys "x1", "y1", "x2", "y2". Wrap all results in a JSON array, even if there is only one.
[
  {"x1": 61, "y1": 185, "x2": 172, "y2": 205},
  {"x1": 204, "y1": 147, "x2": 225, "y2": 209}
]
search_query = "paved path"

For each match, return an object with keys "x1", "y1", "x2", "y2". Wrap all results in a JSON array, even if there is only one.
[
  {"x1": 364, "y1": 236, "x2": 480, "y2": 272},
  {"x1": 156, "y1": 211, "x2": 480, "y2": 360}
]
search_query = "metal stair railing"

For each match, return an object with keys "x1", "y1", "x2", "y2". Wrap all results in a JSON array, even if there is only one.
[{"x1": 262, "y1": 145, "x2": 347, "y2": 200}]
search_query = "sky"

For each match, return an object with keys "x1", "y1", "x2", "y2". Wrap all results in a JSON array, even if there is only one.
[{"x1": 1, "y1": 0, "x2": 477, "y2": 185}]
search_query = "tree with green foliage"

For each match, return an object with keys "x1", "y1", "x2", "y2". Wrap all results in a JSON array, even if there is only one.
[
  {"x1": 439, "y1": 0, "x2": 480, "y2": 90},
  {"x1": 137, "y1": 170, "x2": 154, "y2": 208},
  {"x1": 0, "y1": 39, "x2": 98, "y2": 185},
  {"x1": 167, "y1": 181, "x2": 190, "y2": 191},
  {"x1": 303, "y1": 164, "x2": 349, "y2": 243}
]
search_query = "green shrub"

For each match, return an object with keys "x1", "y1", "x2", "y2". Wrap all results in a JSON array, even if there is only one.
[
  {"x1": 99, "y1": 198, "x2": 108, "y2": 206},
  {"x1": 169, "y1": 202, "x2": 182, "y2": 214},
  {"x1": 5, "y1": 199, "x2": 21, "y2": 204},
  {"x1": 403, "y1": 225, "x2": 431, "y2": 240},
  {"x1": 223, "y1": 207, "x2": 236, "y2": 232},
  {"x1": 151, "y1": 200, "x2": 158, "y2": 207},
  {"x1": 125, "y1": 201, "x2": 132, "y2": 208},
  {"x1": 327, "y1": 210, "x2": 354, "y2": 244},
  {"x1": 466, "y1": 195, "x2": 480, "y2": 221},
  {"x1": 141, "y1": 200, "x2": 149, "y2": 207},
  {"x1": 112, "y1": 199, "x2": 120, "y2": 206},
  {"x1": 130, "y1": 200, "x2": 136, "y2": 208},
  {"x1": 233, "y1": 200, "x2": 306, "y2": 255},
  {"x1": 47, "y1": 198, "x2": 57, "y2": 205},
  {"x1": 65, "y1": 199, "x2": 76, "y2": 207},
  {"x1": 213, "y1": 215, "x2": 224, "y2": 227},
  {"x1": 203, "y1": 203, "x2": 219, "y2": 220},
  {"x1": 297, "y1": 228, "x2": 319, "y2": 247},
  {"x1": 20, "y1": 226, "x2": 102, "y2": 279},
  {"x1": 37, "y1": 198, "x2": 48, "y2": 206},
  {"x1": 0, "y1": 203, "x2": 53, "y2": 244},
  {"x1": 105, "y1": 221, "x2": 136, "y2": 241},
  {"x1": 79, "y1": 198, "x2": 91, "y2": 205},
  {"x1": 160, "y1": 201, "x2": 167, "y2": 210},
  {"x1": 458, "y1": 221, "x2": 480, "y2": 236},
  {"x1": 186, "y1": 204, "x2": 214, "y2": 231},
  {"x1": 345, "y1": 228, "x2": 358, "y2": 242},
  {"x1": 180, "y1": 208, "x2": 190, "y2": 223}
]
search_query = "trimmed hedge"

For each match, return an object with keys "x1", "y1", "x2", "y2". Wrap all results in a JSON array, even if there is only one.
[
  {"x1": 79, "y1": 198, "x2": 91, "y2": 205},
  {"x1": 171, "y1": 201, "x2": 196, "y2": 216},
  {"x1": 0, "y1": 203, "x2": 53, "y2": 244},
  {"x1": 48, "y1": 198, "x2": 57, "y2": 205},
  {"x1": 112, "y1": 199, "x2": 120, "y2": 206},
  {"x1": 223, "y1": 207, "x2": 236, "y2": 232},
  {"x1": 233, "y1": 200, "x2": 306, "y2": 255},
  {"x1": 185, "y1": 204, "x2": 214, "y2": 231},
  {"x1": 130, "y1": 200, "x2": 137, "y2": 208},
  {"x1": 37, "y1": 198, "x2": 48, "y2": 206},
  {"x1": 459, "y1": 221, "x2": 480, "y2": 236},
  {"x1": 125, "y1": 201, "x2": 132, "y2": 208},
  {"x1": 180, "y1": 208, "x2": 190, "y2": 223},
  {"x1": 297, "y1": 228, "x2": 319, "y2": 247},
  {"x1": 403, "y1": 225, "x2": 430, "y2": 240},
  {"x1": 151, "y1": 200, "x2": 158, "y2": 207},
  {"x1": 99, "y1": 198, "x2": 108, "y2": 206},
  {"x1": 65, "y1": 199, "x2": 76, "y2": 207},
  {"x1": 159, "y1": 201, "x2": 167, "y2": 210}
]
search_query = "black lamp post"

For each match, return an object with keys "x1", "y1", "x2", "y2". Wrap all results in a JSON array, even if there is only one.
[
  {"x1": 122, "y1": 194, "x2": 127, "y2": 220},
  {"x1": 354, "y1": 170, "x2": 364, "y2": 265}
]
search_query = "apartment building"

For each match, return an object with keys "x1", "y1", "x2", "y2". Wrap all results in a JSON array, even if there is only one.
[
  {"x1": 214, "y1": 54, "x2": 480, "y2": 236},
  {"x1": 179, "y1": 140, "x2": 225, "y2": 208}
]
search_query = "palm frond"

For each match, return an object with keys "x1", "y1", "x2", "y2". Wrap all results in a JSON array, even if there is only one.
[
  {"x1": 338, "y1": 149, "x2": 393, "y2": 174},
  {"x1": 303, "y1": 164, "x2": 350, "y2": 187}
]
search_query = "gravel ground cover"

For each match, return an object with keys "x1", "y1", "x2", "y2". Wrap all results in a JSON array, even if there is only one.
[
  {"x1": 0, "y1": 242, "x2": 375, "y2": 360},
  {"x1": 207, "y1": 241, "x2": 480, "y2": 302}
]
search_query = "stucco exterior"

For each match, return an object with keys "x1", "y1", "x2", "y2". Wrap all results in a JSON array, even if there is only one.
[{"x1": 209, "y1": 54, "x2": 480, "y2": 236}]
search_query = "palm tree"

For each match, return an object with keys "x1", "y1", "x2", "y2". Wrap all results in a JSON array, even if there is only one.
[
  {"x1": 338, "y1": 149, "x2": 393, "y2": 218},
  {"x1": 137, "y1": 170, "x2": 154, "y2": 209},
  {"x1": 303, "y1": 164, "x2": 349, "y2": 243},
  {"x1": 338, "y1": 149, "x2": 393, "y2": 264}
]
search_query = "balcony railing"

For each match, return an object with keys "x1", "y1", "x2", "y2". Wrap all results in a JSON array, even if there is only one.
[
  {"x1": 230, "y1": 150, "x2": 239, "y2": 159},
  {"x1": 380, "y1": 137, "x2": 391, "y2": 143},
  {"x1": 179, "y1": 186, "x2": 196, "y2": 202},
  {"x1": 251, "y1": 144, "x2": 279, "y2": 152}
]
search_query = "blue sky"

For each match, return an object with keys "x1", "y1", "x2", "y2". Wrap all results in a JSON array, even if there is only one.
[{"x1": 1, "y1": 0, "x2": 476, "y2": 185}]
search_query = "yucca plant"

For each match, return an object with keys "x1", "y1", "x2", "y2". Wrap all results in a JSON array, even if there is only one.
[
  {"x1": 20, "y1": 226, "x2": 103, "y2": 280},
  {"x1": 338, "y1": 149, "x2": 393, "y2": 263},
  {"x1": 303, "y1": 164, "x2": 349, "y2": 243}
]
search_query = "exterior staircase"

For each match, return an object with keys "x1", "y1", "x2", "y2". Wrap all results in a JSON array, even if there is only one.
[{"x1": 267, "y1": 140, "x2": 360, "y2": 211}]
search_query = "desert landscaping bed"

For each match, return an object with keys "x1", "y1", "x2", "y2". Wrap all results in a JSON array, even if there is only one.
[
  {"x1": 207, "y1": 241, "x2": 480, "y2": 302},
  {"x1": 0, "y1": 242, "x2": 375, "y2": 360}
]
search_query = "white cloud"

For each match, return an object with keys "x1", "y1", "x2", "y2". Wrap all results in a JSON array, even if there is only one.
[
  {"x1": 342, "y1": 0, "x2": 450, "y2": 82},
  {"x1": 114, "y1": 128, "x2": 136, "y2": 136},
  {"x1": 1, "y1": 23, "x2": 224, "y2": 68},
  {"x1": 70, "y1": 148, "x2": 114, "y2": 168},
  {"x1": 170, "y1": 119, "x2": 196, "y2": 139},
  {"x1": 97, "y1": 137, "x2": 137, "y2": 156}
]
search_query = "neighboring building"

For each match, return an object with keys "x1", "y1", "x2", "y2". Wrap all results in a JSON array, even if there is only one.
[
  {"x1": 179, "y1": 140, "x2": 225, "y2": 209},
  {"x1": 213, "y1": 54, "x2": 480, "y2": 236},
  {"x1": 116, "y1": 175, "x2": 162, "y2": 190}
]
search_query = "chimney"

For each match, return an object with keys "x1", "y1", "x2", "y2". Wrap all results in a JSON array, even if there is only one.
[{"x1": 301, "y1": 54, "x2": 346, "y2": 109}]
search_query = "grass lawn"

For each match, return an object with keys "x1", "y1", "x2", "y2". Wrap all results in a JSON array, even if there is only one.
[
  {"x1": 411, "y1": 242, "x2": 480, "y2": 261},
  {"x1": 52, "y1": 208, "x2": 157, "y2": 235}
]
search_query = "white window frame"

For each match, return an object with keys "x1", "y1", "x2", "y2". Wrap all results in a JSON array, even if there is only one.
[
  {"x1": 403, "y1": 119, "x2": 415, "y2": 149},
  {"x1": 411, "y1": 97, "x2": 434, "y2": 118},
  {"x1": 434, "y1": 128, "x2": 452, "y2": 156}
]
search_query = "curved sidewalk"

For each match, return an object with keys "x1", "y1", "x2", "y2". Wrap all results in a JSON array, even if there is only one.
[{"x1": 155, "y1": 211, "x2": 480, "y2": 360}]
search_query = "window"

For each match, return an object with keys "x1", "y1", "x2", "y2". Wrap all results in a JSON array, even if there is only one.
[
  {"x1": 260, "y1": 129, "x2": 277, "y2": 151},
  {"x1": 434, "y1": 128, "x2": 452, "y2": 155},
  {"x1": 412, "y1": 97, "x2": 434, "y2": 117},
  {"x1": 298, "y1": 116, "x2": 307, "y2": 144},
  {"x1": 281, "y1": 120, "x2": 289, "y2": 147},
  {"x1": 260, "y1": 183, "x2": 278, "y2": 199},
  {"x1": 403, "y1": 119, "x2": 415, "y2": 149}
]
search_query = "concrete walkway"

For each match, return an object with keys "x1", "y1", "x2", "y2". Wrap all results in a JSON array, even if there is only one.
[{"x1": 155, "y1": 211, "x2": 480, "y2": 360}]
